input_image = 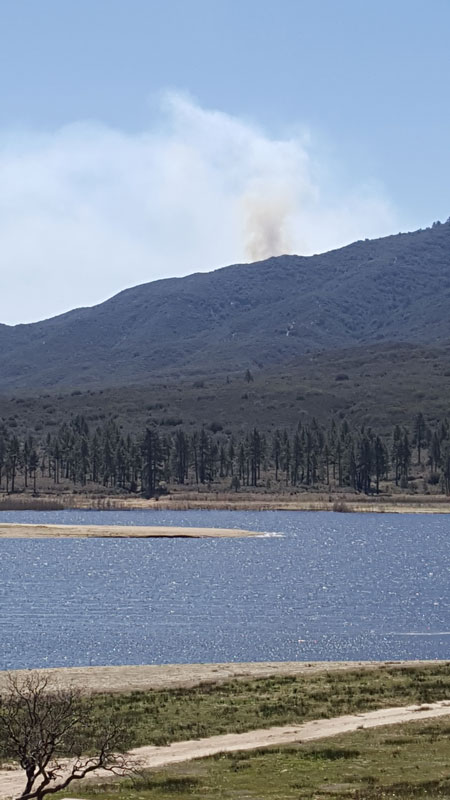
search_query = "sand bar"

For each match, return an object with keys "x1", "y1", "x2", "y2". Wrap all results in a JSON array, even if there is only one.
[
  {"x1": 0, "y1": 523, "x2": 264, "y2": 539},
  {"x1": 0, "y1": 660, "x2": 446, "y2": 695}
]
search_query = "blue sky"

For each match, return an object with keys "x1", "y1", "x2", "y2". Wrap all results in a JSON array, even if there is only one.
[{"x1": 1, "y1": 0, "x2": 449, "y2": 323}]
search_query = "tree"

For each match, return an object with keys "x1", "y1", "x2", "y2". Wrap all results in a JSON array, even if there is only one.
[
  {"x1": 198, "y1": 427, "x2": 209, "y2": 484},
  {"x1": 29, "y1": 449, "x2": 39, "y2": 495},
  {"x1": 6, "y1": 435, "x2": 20, "y2": 493},
  {"x1": 357, "y1": 433, "x2": 372, "y2": 494},
  {"x1": 392, "y1": 425, "x2": 402, "y2": 485},
  {"x1": 272, "y1": 430, "x2": 281, "y2": 482},
  {"x1": 400, "y1": 429, "x2": 411, "y2": 483},
  {"x1": 281, "y1": 430, "x2": 291, "y2": 486},
  {"x1": 141, "y1": 426, "x2": 161, "y2": 497},
  {"x1": 248, "y1": 428, "x2": 262, "y2": 486},
  {"x1": 291, "y1": 431, "x2": 302, "y2": 486},
  {"x1": 413, "y1": 412, "x2": 426, "y2": 465},
  {"x1": 172, "y1": 430, "x2": 189, "y2": 484},
  {"x1": 373, "y1": 435, "x2": 388, "y2": 494},
  {"x1": 0, "y1": 672, "x2": 136, "y2": 800},
  {"x1": 429, "y1": 430, "x2": 441, "y2": 473}
]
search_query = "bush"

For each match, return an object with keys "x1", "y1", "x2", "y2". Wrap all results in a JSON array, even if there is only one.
[
  {"x1": 209, "y1": 421, "x2": 223, "y2": 433},
  {"x1": 332, "y1": 500, "x2": 351, "y2": 512}
]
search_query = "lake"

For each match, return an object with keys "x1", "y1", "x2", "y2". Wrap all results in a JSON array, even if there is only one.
[{"x1": 0, "y1": 509, "x2": 448, "y2": 669}]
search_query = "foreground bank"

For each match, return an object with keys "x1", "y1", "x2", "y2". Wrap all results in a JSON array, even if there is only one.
[
  {"x1": 0, "y1": 662, "x2": 449, "y2": 800},
  {"x1": 1, "y1": 701, "x2": 450, "y2": 800}
]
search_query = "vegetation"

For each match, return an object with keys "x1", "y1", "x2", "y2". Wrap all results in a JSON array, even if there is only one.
[
  {"x1": 0, "y1": 672, "x2": 134, "y2": 800},
  {"x1": 1, "y1": 666, "x2": 448, "y2": 798},
  {"x1": 1, "y1": 664, "x2": 445, "y2": 757},
  {"x1": 58, "y1": 717, "x2": 450, "y2": 800},
  {"x1": 2, "y1": 408, "x2": 450, "y2": 498}
]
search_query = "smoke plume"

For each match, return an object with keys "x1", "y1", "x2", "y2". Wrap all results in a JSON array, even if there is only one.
[
  {"x1": 0, "y1": 91, "x2": 397, "y2": 324},
  {"x1": 243, "y1": 190, "x2": 293, "y2": 261}
]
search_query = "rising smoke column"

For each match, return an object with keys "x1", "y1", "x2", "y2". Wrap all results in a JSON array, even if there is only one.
[{"x1": 242, "y1": 187, "x2": 294, "y2": 261}]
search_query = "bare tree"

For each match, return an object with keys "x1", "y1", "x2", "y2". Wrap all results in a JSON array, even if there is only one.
[{"x1": 0, "y1": 671, "x2": 137, "y2": 800}]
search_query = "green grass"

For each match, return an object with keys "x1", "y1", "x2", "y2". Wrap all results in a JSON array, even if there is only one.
[
  {"x1": 56, "y1": 716, "x2": 450, "y2": 800},
  {"x1": 84, "y1": 663, "x2": 450, "y2": 749}
]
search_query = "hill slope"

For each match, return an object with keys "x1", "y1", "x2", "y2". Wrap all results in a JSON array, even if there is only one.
[{"x1": 1, "y1": 220, "x2": 449, "y2": 392}]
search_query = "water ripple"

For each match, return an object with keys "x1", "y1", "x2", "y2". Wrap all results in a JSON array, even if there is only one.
[{"x1": 0, "y1": 509, "x2": 448, "y2": 669}]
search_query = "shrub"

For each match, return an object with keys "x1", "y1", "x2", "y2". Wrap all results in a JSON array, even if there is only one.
[{"x1": 209, "y1": 421, "x2": 223, "y2": 433}]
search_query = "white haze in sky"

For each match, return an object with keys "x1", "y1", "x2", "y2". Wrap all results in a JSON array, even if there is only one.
[{"x1": 0, "y1": 92, "x2": 397, "y2": 324}]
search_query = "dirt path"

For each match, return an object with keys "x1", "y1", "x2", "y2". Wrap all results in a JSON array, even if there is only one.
[
  {"x1": 1, "y1": 660, "x2": 443, "y2": 695},
  {"x1": 0, "y1": 523, "x2": 263, "y2": 539},
  {"x1": 1, "y1": 701, "x2": 449, "y2": 799}
]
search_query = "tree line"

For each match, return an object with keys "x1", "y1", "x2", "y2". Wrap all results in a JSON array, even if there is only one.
[{"x1": 1, "y1": 411, "x2": 450, "y2": 496}]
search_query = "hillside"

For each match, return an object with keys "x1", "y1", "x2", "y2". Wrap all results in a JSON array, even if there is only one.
[
  {"x1": 1, "y1": 220, "x2": 449, "y2": 393},
  {"x1": 4, "y1": 341, "x2": 450, "y2": 440}
]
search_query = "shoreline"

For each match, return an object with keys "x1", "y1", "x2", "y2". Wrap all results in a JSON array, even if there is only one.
[
  {"x1": 129, "y1": 499, "x2": 450, "y2": 514},
  {"x1": 2, "y1": 492, "x2": 450, "y2": 514},
  {"x1": 0, "y1": 660, "x2": 445, "y2": 695},
  {"x1": 0, "y1": 522, "x2": 264, "y2": 539}
]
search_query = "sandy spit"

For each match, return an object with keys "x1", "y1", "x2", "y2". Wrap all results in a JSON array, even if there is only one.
[
  {"x1": 0, "y1": 660, "x2": 446, "y2": 696},
  {"x1": 0, "y1": 523, "x2": 263, "y2": 539},
  {"x1": 0, "y1": 701, "x2": 449, "y2": 799}
]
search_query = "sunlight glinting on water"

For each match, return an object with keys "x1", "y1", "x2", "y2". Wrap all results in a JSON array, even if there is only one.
[{"x1": 0, "y1": 509, "x2": 448, "y2": 669}]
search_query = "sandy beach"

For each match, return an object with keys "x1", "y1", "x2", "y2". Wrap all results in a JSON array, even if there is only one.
[
  {"x1": 0, "y1": 523, "x2": 264, "y2": 539},
  {"x1": 0, "y1": 660, "x2": 445, "y2": 695}
]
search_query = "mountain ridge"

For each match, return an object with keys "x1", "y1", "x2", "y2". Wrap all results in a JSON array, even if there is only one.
[{"x1": 1, "y1": 220, "x2": 449, "y2": 392}]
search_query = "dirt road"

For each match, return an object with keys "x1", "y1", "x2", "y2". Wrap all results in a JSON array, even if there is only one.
[{"x1": 1, "y1": 701, "x2": 449, "y2": 799}]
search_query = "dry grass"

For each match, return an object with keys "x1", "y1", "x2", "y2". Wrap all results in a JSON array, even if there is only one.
[
  {"x1": 1, "y1": 489, "x2": 449, "y2": 513},
  {"x1": 60, "y1": 491, "x2": 450, "y2": 513},
  {"x1": 0, "y1": 496, "x2": 64, "y2": 511}
]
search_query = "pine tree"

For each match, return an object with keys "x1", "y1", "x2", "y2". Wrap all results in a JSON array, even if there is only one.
[{"x1": 413, "y1": 412, "x2": 426, "y2": 465}]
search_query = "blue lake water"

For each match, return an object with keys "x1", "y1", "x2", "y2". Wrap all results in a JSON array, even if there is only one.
[{"x1": 0, "y1": 509, "x2": 449, "y2": 669}]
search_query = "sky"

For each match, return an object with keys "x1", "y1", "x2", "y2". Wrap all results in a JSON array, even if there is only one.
[{"x1": 1, "y1": 0, "x2": 449, "y2": 325}]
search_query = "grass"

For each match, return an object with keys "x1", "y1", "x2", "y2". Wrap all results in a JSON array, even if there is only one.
[
  {"x1": 55, "y1": 716, "x2": 450, "y2": 800},
  {"x1": 2, "y1": 489, "x2": 450, "y2": 513},
  {"x1": 79, "y1": 663, "x2": 450, "y2": 750},
  {"x1": 0, "y1": 496, "x2": 64, "y2": 510}
]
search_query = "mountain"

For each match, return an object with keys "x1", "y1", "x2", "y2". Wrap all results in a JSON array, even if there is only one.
[{"x1": 1, "y1": 220, "x2": 449, "y2": 393}]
